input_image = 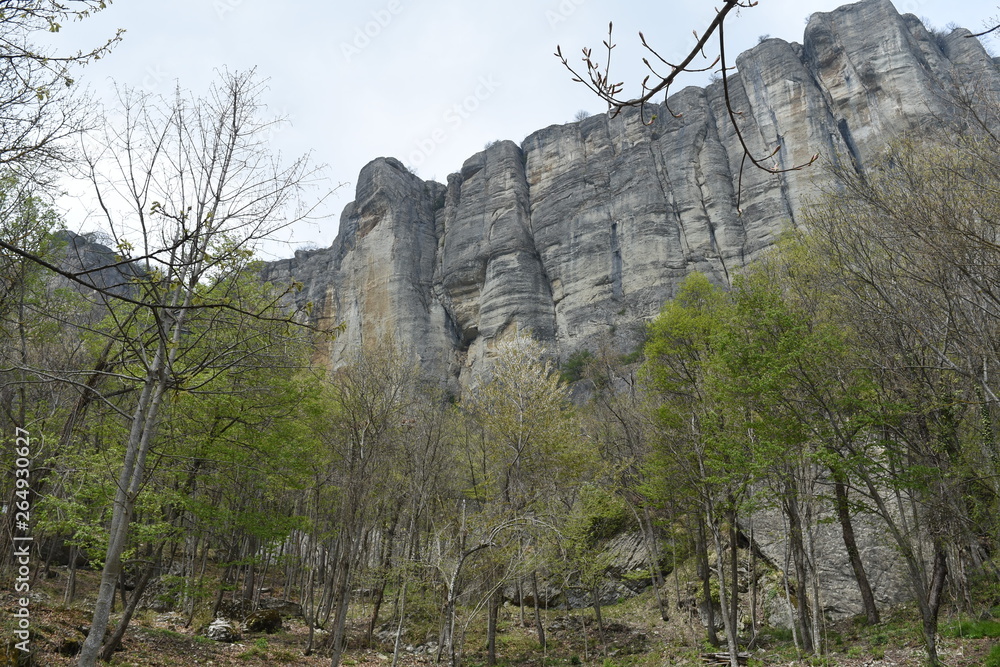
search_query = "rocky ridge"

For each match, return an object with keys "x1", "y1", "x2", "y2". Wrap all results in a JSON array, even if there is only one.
[{"x1": 260, "y1": 0, "x2": 1000, "y2": 390}]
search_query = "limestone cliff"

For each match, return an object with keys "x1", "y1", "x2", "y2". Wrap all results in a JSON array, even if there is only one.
[{"x1": 260, "y1": 0, "x2": 1000, "y2": 388}]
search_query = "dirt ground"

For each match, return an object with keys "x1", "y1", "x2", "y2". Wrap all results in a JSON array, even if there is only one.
[{"x1": 4, "y1": 568, "x2": 998, "y2": 666}]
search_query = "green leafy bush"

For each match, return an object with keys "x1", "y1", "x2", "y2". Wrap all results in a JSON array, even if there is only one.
[{"x1": 560, "y1": 349, "x2": 594, "y2": 383}]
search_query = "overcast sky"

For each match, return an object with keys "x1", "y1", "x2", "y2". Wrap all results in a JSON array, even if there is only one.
[{"x1": 47, "y1": 0, "x2": 998, "y2": 259}]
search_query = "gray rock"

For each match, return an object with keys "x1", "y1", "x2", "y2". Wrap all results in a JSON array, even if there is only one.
[
  {"x1": 52, "y1": 230, "x2": 143, "y2": 298},
  {"x1": 206, "y1": 618, "x2": 239, "y2": 643},
  {"x1": 749, "y1": 499, "x2": 914, "y2": 623},
  {"x1": 604, "y1": 532, "x2": 655, "y2": 585},
  {"x1": 257, "y1": 598, "x2": 304, "y2": 618},
  {"x1": 243, "y1": 608, "x2": 282, "y2": 634},
  {"x1": 260, "y1": 1, "x2": 1000, "y2": 391}
]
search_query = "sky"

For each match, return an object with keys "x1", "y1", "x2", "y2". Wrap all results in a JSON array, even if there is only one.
[{"x1": 44, "y1": 0, "x2": 999, "y2": 259}]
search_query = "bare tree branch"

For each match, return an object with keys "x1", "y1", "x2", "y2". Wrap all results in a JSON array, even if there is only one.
[{"x1": 555, "y1": 1, "x2": 818, "y2": 199}]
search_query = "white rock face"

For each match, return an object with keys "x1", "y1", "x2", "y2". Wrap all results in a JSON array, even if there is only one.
[{"x1": 260, "y1": 0, "x2": 1000, "y2": 388}]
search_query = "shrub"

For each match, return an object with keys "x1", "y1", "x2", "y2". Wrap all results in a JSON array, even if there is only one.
[{"x1": 560, "y1": 349, "x2": 594, "y2": 383}]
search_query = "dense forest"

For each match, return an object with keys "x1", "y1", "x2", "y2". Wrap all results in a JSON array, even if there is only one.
[{"x1": 4, "y1": 2, "x2": 1000, "y2": 667}]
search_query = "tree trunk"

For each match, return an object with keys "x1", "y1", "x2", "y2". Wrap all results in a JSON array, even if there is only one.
[
  {"x1": 697, "y1": 518, "x2": 720, "y2": 647},
  {"x1": 78, "y1": 370, "x2": 167, "y2": 667},
  {"x1": 708, "y1": 511, "x2": 741, "y2": 667},
  {"x1": 100, "y1": 554, "x2": 159, "y2": 660},
  {"x1": 641, "y1": 505, "x2": 669, "y2": 621},
  {"x1": 531, "y1": 571, "x2": 546, "y2": 650},
  {"x1": 728, "y1": 506, "x2": 739, "y2": 637},
  {"x1": 329, "y1": 534, "x2": 356, "y2": 667},
  {"x1": 833, "y1": 474, "x2": 880, "y2": 625},
  {"x1": 367, "y1": 514, "x2": 398, "y2": 646},
  {"x1": 242, "y1": 536, "x2": 257, "y2": 602},
  {"x1": 921, "y1": 546, "x2": 948, "y2": 667},
  {"x1": 592, "y1": 586, "x2": 607, "y2": 654},
  {"x1": 487, "y1": 590, "x2": 499, "y2": 666},
  {"x1": 303, "y1": 561, "x2": 317, "y2": 657},
  {"x1": 517, "y1": 578, "x2": 526, "y2": 627},
  {"x1": 212, "y1": 563, "x2": 234, "y2": 619},
  {"x1": 391, "y1": 580, "x2": 407, "y2": 667},
  {"x1": 64, "y1": 545, "x2": 78, "y2": 605},
  {"x1": 785, "y1": 486, "x2": 814, "y2": 653},
  {"x1": 749, "y1": 521, "x2": 758, "y2": 638}
]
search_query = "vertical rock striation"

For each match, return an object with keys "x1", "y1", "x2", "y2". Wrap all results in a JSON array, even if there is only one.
[{"x1": 260, "y1": 0, "x2": 1000, "y2": 388}]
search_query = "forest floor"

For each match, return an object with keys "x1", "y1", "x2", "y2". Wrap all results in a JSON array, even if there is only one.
[{"x1": 4, "y1": 566, "x2": 999, "y2": 666}]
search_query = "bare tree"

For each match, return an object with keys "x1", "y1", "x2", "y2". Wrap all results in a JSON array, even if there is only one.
[
  {"x1": 74, "y1": 70, "x2": 329, "y2": 667},
  {"x1": 319, "y1": 337, "x2": 414, "y2": 667},
  {"x1": 0, "y1": 1, "x2": 121, "y2": 182}
]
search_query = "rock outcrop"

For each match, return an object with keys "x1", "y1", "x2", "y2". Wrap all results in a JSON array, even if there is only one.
[{"x1": 261, "y1": 0, "x2": 1000, "y2": 390}]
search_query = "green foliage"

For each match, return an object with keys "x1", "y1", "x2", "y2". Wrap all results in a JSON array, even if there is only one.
[
  {"x1": 619, "y1": 347, "x2": 644, "y2": 365},
  {"x1": 464, "y1": 332, "x2": 587, "y2": 510},
  {"x1": 940, "y1": 619, "x2": 1000, "y2": 639},
  {"x1": 578, "y1": 486, "x2": 630, "y2": 545},
  {"x1": 986, "y1": 643, "x2": 1000, "y2": 667},
  {"x1": 560, "y1": 348, "x2": 595, "y2": 384}
]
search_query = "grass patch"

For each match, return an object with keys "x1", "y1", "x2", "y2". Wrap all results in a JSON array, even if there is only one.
[
  {"x1": 941, "y1": 619, "x2": 1000, "y2": 639},
  {"x1": 271, "y1": 649, "x2": 300, "y2": 663},
  {"x1": 986, "y1": 643, "x2": 1000, "y2": 667}
]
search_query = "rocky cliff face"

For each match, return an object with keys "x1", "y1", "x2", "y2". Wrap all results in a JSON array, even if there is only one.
[{"x1": 261, "y1": 0, "x2": 1000, "y2": 389}]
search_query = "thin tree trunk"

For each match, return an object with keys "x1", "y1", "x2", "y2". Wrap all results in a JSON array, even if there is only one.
[
  {"x1": 242, "y1": 536, "x2": 257, "y2": 602},
  {"x1": 64, "y1": 545, "x2": 78, "y2": 605},
  {"x1": 391, "y1": 579, "x2": 407, "y2": 667},
  {"x1": 304, "y1": 561, "x2": 317, "y2": 656},
  {"x1": 487, "y1": 590, "x2": 499, "y2": 666},
  {"x1": 749, "y1": 520, "x2": 758, "y2": 639},
  {"x1": 531, "y1": 571, "x2": 546, "y2": 650},
  {"x1": 697, "y1": 518, "x2": 720, "y2": 647},
  {"x1": 833, "y1": 475, "x2": 880, "y2": 624},
  {"x1": 79, "y1": 369, "x2": 168, "y2": 667},
  {"x1": 212, "y1": 563, "x2": 234, "y2": 619},
  {"x1": 329, "y1": 534, "x2": 356, "y2": 667},
  {"x1": 592, "y1": 586, "x2": 607, "y2": 655},
  {"x1": 187, "y1": 540, "x2": 211, "y2": 628},
  {"x1": 368, "y1": 514, "x2": 398, "y2": 646},
  {"x1": 727, "y1": 506, "x2": 739, "y2": 637},
  {"x1": 708, "y1": 510, "x2": 741, "y2": 667},
  {"x1": 785, "y1": 485, "x2": 814, "y2": 653},
  {"x1": 921, "y1": 546, "x2": 948, "y2": 667},
  {"x1": 517, "y1": 578, "x2": 526, "y2": 627},
  {"x1": 101, "y1": 554, "x2": 159, "y2": 660},
  {"x1": 805, "y1": 492, "x2": 823, "y2": 655},
  {"x1": 639, "y1": 504, "x2": 668, "y2": 621}
]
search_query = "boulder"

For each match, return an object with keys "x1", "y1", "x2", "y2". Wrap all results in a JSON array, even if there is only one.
[
  {"x1": 243, "y1": 608, "x2": 282, "y2": 634},
  {"x1": 206, "y1": 618, "x2": 240, "y2": 643},
  {"x1": 258, "y1": 598, "x2": 304, "y2": 618}
]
